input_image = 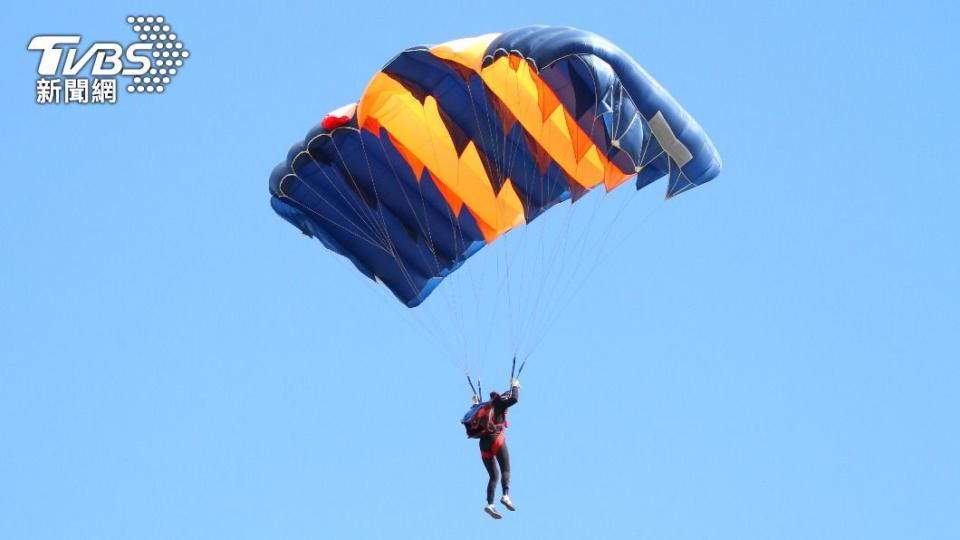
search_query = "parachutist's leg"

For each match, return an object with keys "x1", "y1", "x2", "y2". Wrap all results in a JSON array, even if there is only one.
[
  {"x1": 482, "y1": 456, "x2": 499, "y2": 504},
  {"x1": 480, "y1": 436, "x2": 499, "y2": 504},
  {"x1": 496, "y1": 442, "x2": 511, "y2": 495}
]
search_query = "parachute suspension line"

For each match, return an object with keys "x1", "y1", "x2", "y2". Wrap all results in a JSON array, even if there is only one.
[
  {"x1": 465, "y1": 80, "x2": 508, "y2": 376},
  {"x1": 461, "y1": 69, "x2": 496, "y2": 366},
  {"x1": 328, "y1": 137, "x2": 452, "y2": 344},
  {"x1": 279, "y1": 189, "x2": 388, "y2": 253},
  {"x1": 295, "y1": 160, "x2": 389, "y2": 248},
  {"x1": 400, "y1": 97, "x2": 471, "y2": 367},
  {"x1": 523, "y1": 191, "x2": 625, "y2": 355},
  {"x1": 519, "y1": 71, "x2": 654, "y2": 356},
  {"x1": 498, "y1": 119, "x2": 541, "y2": 351},
  {"x1": 519, "y1": 65, "x2": 624, "y2": 352},
  {"x1": 327, "y1": 246, "x2": 467, "y2": 375},
  {"x1": 503, "y1": 69, "x2": 547, "y2": 355},
  {"x1": 322, "y1": 138, "x2": 394, "y2": 247},
  {"x1": 478, "y1": 205, "x2": 525, "y2": 371},
  {"x1": 297, "y1": 141, "x2": 400, "y2": 252},
  {"x1": 422, "y1": 223, "x2": 469, "y2": 367},
  {"x1": 598, "y1": 197, "x2": 660, "y2": 272},
  {"x1": 334, "y1": 134, "x2": 398, "y2": 249},
  {"x1": 443, "y1": 112, "x2": 477, "y2": 374},
  {"x1": 467, "y1": 72, "x2": 529, "y2": 368},
  {"x1": 282, "y1": 167, "x2": 390, "y2": 251},
  {"x1": 514, "y1": 186, "x2": 580, "y2": 354},
  {"x1": 430, "y1": 180, "x2": 471, "y2": 367},
  {"x1": 526, "y1": 190, "x2": 659, "y2": 356},
  {"x1": 351, "y1": 135, "x2": 435, "y2": 300},
  {"x1": 499, "y1": 62, "x2": 547, "y2": 357},
  {"x1": 519, "y1": 170, "x2": 625, "y2": 355},
  {"x1": 356, "y1": 262, "x2": 451, "y2": 355},
  {"x1": 365, "y1": 134, "x2": 455, "y2": 355},
  {"x1": 467, "y1": 374, "x2": 478, "y2": 396},
  {"x1": 507, "y1": 175, "x2": 533, "y2": 354},
  {"x1": 487, "y1": 84, "x2": 514, "y2": 358},
  {"x1": 369, "y1": 132, "x2": 443, "y2": 275},
  {"x1": 504, "y1": 225, "x2": 517, "y2": 356},
  {"x1": 529, "y1": 75, "x2": 607, "y2": 310},
  {"x1": 368, "y1": 129, "x2": 467, "y2": 358},
  {"x1": 496, "y1": 71, "x2": 524, "y2": 357},
  {"x1": 528, "y1": 204, "x2": 571, "y2": 334},
  {"x1": 336, "y1": 123, "x2": 470, "y2": 369},
  {"x1": 522, "y1": 207, "x2": 599, "y2": 355},
  {"x1": 501, "y1": 171, "x2": 538, "y2": 355}
]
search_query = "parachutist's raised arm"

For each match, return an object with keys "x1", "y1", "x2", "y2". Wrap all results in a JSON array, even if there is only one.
[{"x1": 503, "y1": 382, "x2": 519, "y2": 407}]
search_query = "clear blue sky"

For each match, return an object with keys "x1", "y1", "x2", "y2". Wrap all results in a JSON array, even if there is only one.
[{"x1": 2, "y1": 1, "x2": 958, "y2": 539}]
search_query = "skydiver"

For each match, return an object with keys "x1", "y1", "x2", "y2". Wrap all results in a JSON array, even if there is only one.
[{"x1": 473, "y1": 377, "x2": 521, "y2": 519}]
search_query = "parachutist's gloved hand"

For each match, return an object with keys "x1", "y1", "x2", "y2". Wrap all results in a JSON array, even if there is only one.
[
  {"x1": 472, "y1": 394, "x2": 480, "y2": 405},
  {"x1": 511, "y1": 378, "x2": 521, "y2": 389}
]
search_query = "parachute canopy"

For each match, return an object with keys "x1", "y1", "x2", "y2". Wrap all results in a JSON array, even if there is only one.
[{"x1": 269, "y1": 26, "x2": 721, "y2": 307}]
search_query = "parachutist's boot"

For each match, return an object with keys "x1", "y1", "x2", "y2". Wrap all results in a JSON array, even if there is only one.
[
  {"x1": 500, "y1": 495, "x2": 516, "y2": 511},
  {"x1": 484, "y1": 504, "x2": 502, "y2": 519}
]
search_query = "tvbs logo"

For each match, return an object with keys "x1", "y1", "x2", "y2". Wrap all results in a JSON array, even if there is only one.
[
  {"x1": 28, "y1": 15, "x2": 189, "y2": 105},
  {"x1": 28, "y1": 36, "x2": 153, "y2": 77}
]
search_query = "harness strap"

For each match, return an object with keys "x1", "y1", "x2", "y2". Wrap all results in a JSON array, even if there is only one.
[{"x1": 480, "y1": 432, "x2": 506, "y2": 460}]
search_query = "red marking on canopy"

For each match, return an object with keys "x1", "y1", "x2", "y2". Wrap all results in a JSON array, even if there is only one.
[{"x1": 322, "y1": 115, "x2": 351, "y2": 131}]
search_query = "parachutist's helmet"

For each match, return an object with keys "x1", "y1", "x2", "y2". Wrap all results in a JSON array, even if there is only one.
[{"x1": 489, "y1": 391, "x2": 500, "y2": 402}]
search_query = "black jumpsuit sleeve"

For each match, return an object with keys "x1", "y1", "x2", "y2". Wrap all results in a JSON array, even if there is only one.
[{"x1": 503, "y1": 385, "x2": 519, "y2": 408}]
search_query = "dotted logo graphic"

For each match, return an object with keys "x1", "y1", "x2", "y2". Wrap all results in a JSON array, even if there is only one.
[
  {"x1": 28, "y1": 15, "x2": 190, "y2": 105},
  {"x1": 125, "y1": 15, "x2": 189, "y2": 94}
]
